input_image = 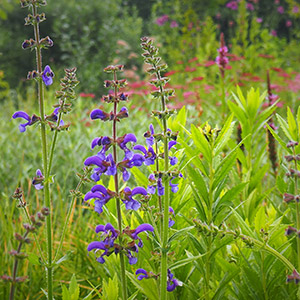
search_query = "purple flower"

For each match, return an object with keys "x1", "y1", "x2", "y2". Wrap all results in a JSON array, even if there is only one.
[
  {"x1": 84, "y1": 153, "x2": 116, "y2": 181},
  {"x1": 155, "y1": 15, "x2": 169, "y2": 26},
  {"x1": 133, "y1": 145, "x2": 156, "y2": 165},
  {"x1": 32, "y1": 169, "x2": 44, "y2": 190},
  {"x1": 84, "y1": 185, "x2": 116, "y2": 214},
  {"x1": 169, "y1": 206, "x2": 175, "y2": 227},
  {"x1": 42, "y1": 65, "x2": 54, "y2": 86},
  {"x1": 277, "y1": 6, "x2": 284, "y2": 14},
  {"x1": 292, "y1": 6, "x2": 299, "y2": 13},
  {"x1": 118, "y1": 133, "x2": 137, "y2": 159},
  {"x1": 118, "y1": 153, "x2": 145, "y2": 181},
  {"x1": 12, "y1": 111, "x2": 39, "y2": 132},
  {"x1": 136, "y1": 268, "x2": 149, "y2": 280},
  {"x1": 226, "y1": 1, "x2": 238, "y2": 10},
  {"x1": 170, "y1": 21, "x2": 178, "y2": 28},
  {"x1": 167, "y1": 269, "x2": 181, "y2": 292},
  {"x1": 121, "y1": 187, "x2": 147, "y2": 210},
  {"x1": 246, "y1": 3, "x2": 254, "y2": 11},
  {"x1": 87, "y1": 223, "x2": 119, "y2": 263},
  {"x1": 144, "y1": 124, "x2": 155, "y2": 147},
  {"x1": 256, "y1": 17, "x2": 263, "y2": 23},
  {"x1": 90, "y1": 109, "x2": 111, "y2": 121},
  {"x1": 126, "y1": 223, "x2": 154, "y2": 248}
]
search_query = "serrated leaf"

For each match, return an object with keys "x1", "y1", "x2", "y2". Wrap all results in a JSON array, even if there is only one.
[
  {"x1": 276, "y1": 113, "x2": 294, "y2": 141},
  {"x1": 254, "y1": 206, "x2": 266, "y2": 234},
  {"x1": 191, "y1": 124, "x2": 212, "y2": 162},
  {"x1": 69, "y1": 274, "x2": 79, "y2": 300},
  {"x1": 62, "y1": 285, "x2": 71, "y2": 300},
  {"x1": 102, "y1": 274, "x2": 119, "y2": 300},
  {"x1": 55, "y1": 251, "x2": 73, "y2": 266},
  {"x1": 287, "y1": 106, "x2": 298, "y2": 140}
]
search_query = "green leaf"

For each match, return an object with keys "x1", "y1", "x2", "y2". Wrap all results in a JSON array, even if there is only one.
[
  {"x1": 169, "y1": 251, "x2": 205, "y2": 270},
  {"x1": 27, "y1": 252, "x2": 41, "y2": 266},
  {"x1": 168, "y1": 226, "x2": 194, "y2": 244},
  {"x1": 287, "y1": 106, "x2": 298, "y2": 140},
  {"x1": 55, "y1": 250, "x2": 73, "y2": 266},
  {"x1": 69, "y1": 274, "x2": 80, "y2": 300},
  {"x1": 276, "y1": 113, "x2": 294, "y2": 141},
  {"x1": 214, "y1": 114, "x2": 235, "y2": 156},
  {"x1": 131, "y1": 167, "x2": 148, "y2": 187},
  {"x1": 266, "y1": 123, "x2": 290, "y2": 153},
  {"x1": 62, "y1": 285, "x2": 71, "y2": 300},
  {"x1": 254, "y1": 206, "x2": 266, "y2": 234},
  {"x1": 230, "y1": 208, "x2": 255, "y2": 237},
  {"x1": 102, "y1": 274, "x2": 119, "y2": 300},
  {"x1": 191, "y1": 124, "x2": 212, "y2": 162}
]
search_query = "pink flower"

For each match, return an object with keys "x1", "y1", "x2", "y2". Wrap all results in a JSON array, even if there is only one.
[
  {"x1": 256, "y1": 17, "x2": 263, "y2": 23},
  {"x1": 286, "y1": 20, "x2": 292, "y2": 27},
  {"x1": 246, "y1": 3, "x2": 254, "y2": 11},
  {"x1": 226, "y1": 1, "x2": 238, "y2": 10},
  {"x1": 155, "y1": 15, "x2": 169, "y2": 26},
  {"x1": 292, "y1": 6, "x2": 299, "y2": 13},
  {"x1": 277, "y1": 6, "x2": 284, "y2": 14},
  {"x1": 271, "y1": 30, "x2": 277, "y2": 36},
  {"x1": 170, "y1": 21, "x2": 178, "y2": 28}
]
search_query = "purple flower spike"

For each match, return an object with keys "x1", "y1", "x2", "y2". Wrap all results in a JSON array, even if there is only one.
[
  {"x1": 42, "y1": 65, "x2": 54, "y2": 86},
  {"x1": 168, "y1": 140, "x2": 177, "y2": 150},
  {"x1": 136, "y1": 268, "x2": 149, "y2": 280},
  {"x1": 12, "y1": 111, "x2": 32, "y2": 132},
  {"x1": 128, "y1": 255, "x2": 138, "y2": 265},
  {"x1": 118, "y1": 133, "x2": 137, "y2": 159}
]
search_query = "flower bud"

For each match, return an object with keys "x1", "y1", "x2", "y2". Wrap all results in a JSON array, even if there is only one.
[{"x1": 41, "y1": 207, "x2": 50, "y2": 216}]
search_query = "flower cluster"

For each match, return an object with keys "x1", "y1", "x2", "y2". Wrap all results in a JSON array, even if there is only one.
[
  {"x1": 88, "y1": 223, "x2": 154, "y2": 265},
  {"x1": 216, "y1": 33, "x2": 229, "y2": 78}
]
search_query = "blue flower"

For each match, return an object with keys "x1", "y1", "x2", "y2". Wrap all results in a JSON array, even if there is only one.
[
  {"x1": 84, "y1": 153, "x2": 116, "y2": 181},
  {"x1": 117, "y1": 133, "x2": 137, "y2": 159},
  {"x1": 120, "y1": 187, "x2": 147, "y2": 210},
  {"x1": 12, "y1": 111, "x2": 39, "y2": 132},
  {"x1": 90, "y1": 109, "x2": 111, "y2": 121},
  {"x1": 133, "y1": 145, "x2": 156, "y2": 165},
  {"x1": 118, "y1": 154, "x2": 145, "y2": 181},
  {"x1": 144, "y1": 124, "x2": 155, "y2": 147},
  {"x1": 84, "y1": 185, "x2": 116, "y2": 214},
  {"x1": 169, "y1": 206, "x2": 175, "y2": 227},
  {"x1": 167, "y1": 269, "x2": 182, "y2": 292},
  {"x1": 42, "y1": 65, "x2": 54, "y2": 86},
  {"x1": 32, "y1": 169, "x2": 44, "y2": 190},
  {"x1": 135, "y1": 268, "x2": 149, "y2": 280},
  {"x1": 125, "y1": 223, "x2": 154, "y2": 248}
]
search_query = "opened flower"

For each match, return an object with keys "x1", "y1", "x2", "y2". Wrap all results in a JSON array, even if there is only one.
[
  {"x1": 32, "y1": 169, "x2": 44, "y2": 190},
  {"x1": 120, "y1": 186, "x2": 147, "y2": 210},
  {"x1": 12, "y1": 111, "x2": 39, "y2": 132},
  {"x1": 42, "y1": 65, "x2": 54, "y2": 86}
]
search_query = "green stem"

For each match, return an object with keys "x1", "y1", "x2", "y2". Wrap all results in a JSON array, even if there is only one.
[
  {"x1": 293, "y1": 148, "x2": 300, "y2": 270},
  {"x1": 53, "y1": 177, "x2": 84, "y2": 263},
  {"x1": 159, "y1": 71, "x2": 169, "y2": 300},
  {"x1": 155, "y1": 142, "x2": 163, "y2": 236},
  {"x1": 112, "y1": 71, "x2": 127, "y2": 300},
  {"x1": 32, "y1": 5, "x2": 53, "y2": 299},
  {"x1": 261, "y1": 252, "x2": 268, "y2": 300}
]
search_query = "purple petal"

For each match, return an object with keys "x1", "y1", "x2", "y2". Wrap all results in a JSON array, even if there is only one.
[
  {"x1": 84, "y1": 156, "x2": 103, "y2": 167},
  {"x1": 122, "y1": 169, "x2": 131, "y2": 181},
  {"x1": 131, "y1": 187, "x2": 147, "y2": 196},
  {"x1": 149, "y1": 124, "x2": 154, "y2": 135},
  {"x1": 168, "y1": 141, "x2": 177, "y2": 150},
  {"x1": 94, "y1": 200, "x2": 105, "y2": 214},
  {"x1": 169, "y1": 207, "x2": 175, "y2": 214},
  {"x1": 124, "y1": 199, "x2": 141, "y2": 211},
  {"x1": 96, "y1": 256, "x2": 105, "y2": 264},
  {"x1": 95, "y1": 224, "x2": 105, "y2": 233},
  {"x1": 87, "y1": 241, "x2": 106, "y2": 251},
  {"x1": 132, "y1": 223, "x2": 154, "y2": 239},
  {"x1": 133, "y1": 145, "x2": 147, "y2": 155},
  {"x1": 36, "y1": 169, "x2": 43, "y2": 177},
  {"x1": 12, "y1": 111, "x2": 31, "y2": 121},
  {"x1": 170, "y1": 156, "x2": 178, "y2": 166},
  {"x1": 90, "y1": 109, "x2": 106, "y2": 120},
  {"x1": 128, "y1": 256, "x2": 138, "y2": 265},
  {"x1": 147, "y1": 185, "x2": 156, "y2": 194},
  {"x1": 169, "y1": 219, "x2": 175, "y2": 227},
  {"x1": 148, "y1": 174, "x2": 155, "y2": 181},
  {"x1": 146, "y1": 136, "x2": 154, "y2": 147},
  {"x1": 84, "y1": 191, "x2": 103, "y2": 201},
  {"x1": 34, "y1": 183, "x2": 44, "y2": 190},
  {"x1": 124, "y1": 133, "x2": 137, "y2": 144},
  {"x1": 91, "y1": 137, "x2": 101, "y2": 149},
  {"x1": 167, "y1": 279, "x2": 178, "y2": 292},
  {"x1": 130, "y1": 153, "x2": 145, "y2": 167},
  {"x1": 135, "y1": 268, "x2": 148, "y2": 280}
]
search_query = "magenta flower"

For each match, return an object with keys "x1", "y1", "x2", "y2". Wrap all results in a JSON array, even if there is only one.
[
  {"x1": 246, "y1": 3, "x2": 254, "y2": 11},
  {"x1": 286, "y1": 20, "x2": 292, "y2": 27},
  {"x1": 42, "y1": 65, "x2": 54, "y2": 86},
  {"x1": 155, "y1": 15, "x2": 169, "y2": 26},
  {"x1": 170, "y1": 21, "x2": 178, "y2": 28},
  {"x1": 277, "y1": 6, "x2": 284, "y2": 14},
  {"x1": 226, "y1": 1, "x2": 238, "y2": 10},
  {"x1": 256, "y1": 17, "x2": 263, "y2": 23},
  {"x1": 292, "y1": 6, "x2": 299, "y2": 13}
]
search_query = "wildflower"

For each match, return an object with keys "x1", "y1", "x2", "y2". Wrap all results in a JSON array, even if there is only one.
[
  {"x1": 124, "y1": 223, "x2": 154, "y2": 246},
  {"x1": 292, "y1": 6, "x2": 299, "y2": 13},
  {"x1": 226, "y1": 1, "x2": 238, "y2": 10},
  {"x1": 32, "y1": 169, "x2": 44, "y2": 190},
  {"x1": 155, "y1": 15, "x2": 169, "y2": 26},
  {"x1": 167, "y1": 269, "x2": 182, "y2": 292},
  {"x1": 256, "y1": 17, "x2": 263, "y2": 23},
  {"x1": 246, "y1": 3, "x2": 254, "y2": 11},
  {"x1": 90, "y1": 109, "x2": 111, "y2": 121},
  {"x1": 12, "y1": 111, "x2": 40, "y2": 132},
  {"x1": 169, "y1": 207, "x2": 175, "y2": 227},
  {"x1": 144, "y1": 124, "x2": 155, "y2": 146},
  {"x1": 216, "y1": 33, "x2": 229, "y2": 78},
  {"x1": 117, "y1": 133, "x2": 137, "y2": 159},
  {"x1": 120, "y1": 187, "x2": 147, "y2": 210},
  {"x1": 136, "y1": 268, "x2": 149, "y2": 280},
  {"x1": 84, "y1": 185, "x2": 116, "y2": 214},
  {"x1": 286, "y1": 20, "x2": 292, "y2": 27},
  {"x1": 271, "y1": 30, "x2": 277, "y2": 37},
  {"x1": 277, "y1": 6, "x2": 284, "y2": 14},
  {"x1": 42, "y1": 65, "x2": 54, "y2": 86},
  {"x1": 133, "y1": 145, "x2": 156, "y2": 165},
  {"x1": 170, "y1": 21, "x2": 178, "y2": 28},
  {"x1": 287, "y1": 270, "x2": 300, "y2": 284}
]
